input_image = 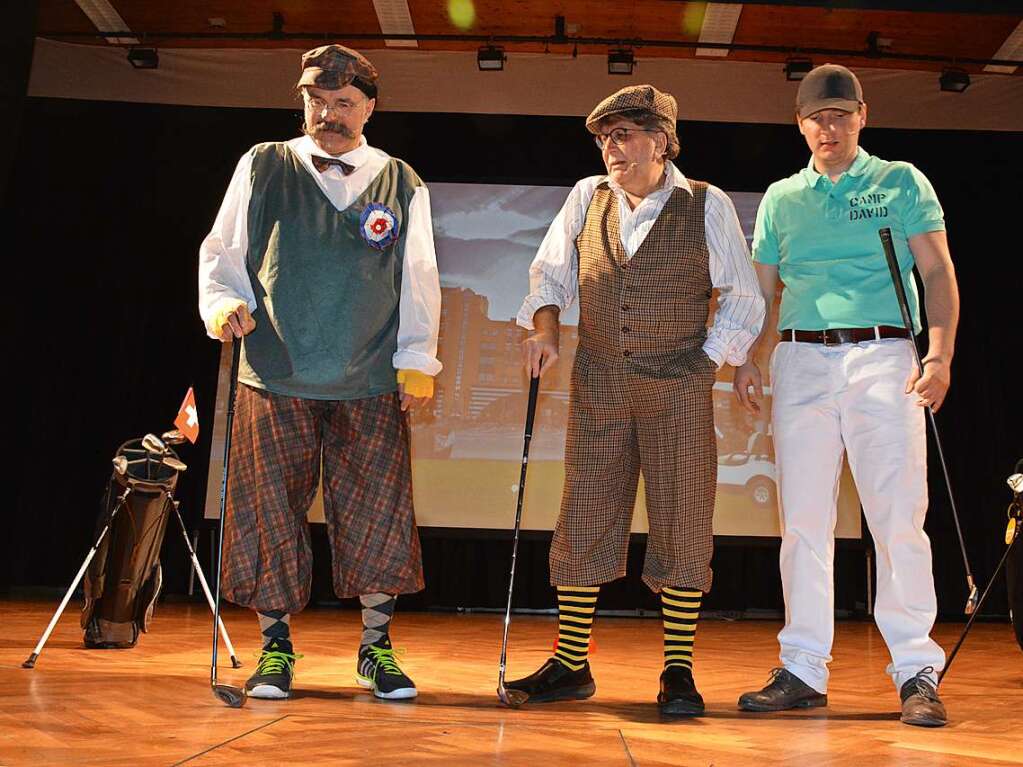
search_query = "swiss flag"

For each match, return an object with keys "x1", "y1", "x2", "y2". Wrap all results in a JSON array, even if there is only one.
[{"x1": 174, "y1": 387, "x2": 200, "y2": 444}]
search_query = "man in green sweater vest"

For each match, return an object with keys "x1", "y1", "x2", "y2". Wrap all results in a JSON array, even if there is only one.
[{"x1": 199, "y1": 44, "x2": 442, "y2": 701}]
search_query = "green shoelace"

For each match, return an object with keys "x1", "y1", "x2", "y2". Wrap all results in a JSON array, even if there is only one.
[
  {"x1": 255, "y1": 648, "x2": 301, "y2": 676},
  {"x1": 366, "y1": 645, "x2": 405, "y2": 677}
]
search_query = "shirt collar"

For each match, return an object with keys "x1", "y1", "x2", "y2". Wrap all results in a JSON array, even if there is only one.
[
  {"x1": 297, "y1": 134, "x2": 371, "y2": 169},
  {"x1": 604, "y1": 161, "x2": 692, "y2": 200},
  {"x1": 801, "y1": 146, "x2": 871, "y2": 188}
]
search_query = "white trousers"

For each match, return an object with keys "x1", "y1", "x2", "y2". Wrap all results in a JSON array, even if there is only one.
[{"x1": 771, "y1": 338, "x2": 945, "y2": 693}]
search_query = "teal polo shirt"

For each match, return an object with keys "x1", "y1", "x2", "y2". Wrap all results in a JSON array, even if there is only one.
[{"x1": 752, "y1": 147, "x2": 945, "y2": 333}]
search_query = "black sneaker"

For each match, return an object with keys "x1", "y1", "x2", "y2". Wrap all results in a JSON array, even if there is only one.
[
  {"x1": 504, "y1": 658, "x2": 596, "y2": 704},
  {"x1": 900, "y1": 667, "x2": 947, "y2": 727},
  {"x1": 658, "y1": 665, "x2": 705, "y2": 716},
  {"x1": 245, "y1": 639, "x2": 301, "y2": 699},
  {"x1": 357, "y1": 637, "x2": 417, "y2": 700},
  {"x1": 737, "y1": 667, "x2": 827, "y2": 712}
]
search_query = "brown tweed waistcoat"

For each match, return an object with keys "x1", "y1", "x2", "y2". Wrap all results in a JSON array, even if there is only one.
[{"x1": 575, "y1": 181, "x2": 711, "y2": 371}]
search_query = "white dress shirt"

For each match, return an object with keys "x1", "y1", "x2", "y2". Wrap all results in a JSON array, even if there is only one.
[
  {"x1": 517, "y1": 163, "x2": 765, "y2": 368},
  {"x1": 199, "y1": 134, "x2": 442, "y2": 376}
]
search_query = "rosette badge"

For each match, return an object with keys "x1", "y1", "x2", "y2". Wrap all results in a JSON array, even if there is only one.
[{"x1": 360, "y1": 203, "x2": 400, "y2": 250}]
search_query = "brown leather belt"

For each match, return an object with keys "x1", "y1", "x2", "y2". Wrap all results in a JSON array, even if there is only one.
[{"x1": 784, "y1": 326, "x2": 910, "y2": 345}]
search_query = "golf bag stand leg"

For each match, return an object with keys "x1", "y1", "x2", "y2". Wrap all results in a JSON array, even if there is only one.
[
  {"x1": 171, "y1": 500, "x2": 241, "y2": 668},
  {"x1": 22, "y1": 489, "x2": 132, "y2": 668}
]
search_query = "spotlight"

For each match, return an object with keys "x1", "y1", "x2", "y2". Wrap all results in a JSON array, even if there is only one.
[
  {"x1": 939, "y1": 67, "x2": 970, "y2": 93},
  {"x1": 784, "y1": 57, "x2": 812, "y2": 81},
  {"x1": 477, "y1": 44, "x2": 505, "y2": 71},
  {"x1": 127, "y1": 47, "x2": 159, "y2": 69},
  {"x1": 608, "y1": 49, "x2": 635, "y2": 76}
]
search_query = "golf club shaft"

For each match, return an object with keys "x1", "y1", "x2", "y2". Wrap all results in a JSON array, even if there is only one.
[
  {"x1": 878, "y1": 228, "x2": 977, "y2": 607},
  {"x1": 211, "y1": 341, "x2": 242, "y2": 688},
  {"x1": 498, "y1": 375, "x2": 540, "y2": 683}
]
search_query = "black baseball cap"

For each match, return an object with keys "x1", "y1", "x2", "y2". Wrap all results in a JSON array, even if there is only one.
[{"x1": 796, "y1": 64, "x2": 863, "y2": 118}]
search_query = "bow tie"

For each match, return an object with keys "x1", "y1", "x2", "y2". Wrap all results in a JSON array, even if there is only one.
[{"x1": 311, "y1": 155, "x2": 355, "y2": 175}]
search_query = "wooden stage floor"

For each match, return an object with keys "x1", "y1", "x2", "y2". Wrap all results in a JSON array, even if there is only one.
[{"x1": 2, "y1": 601, "x2": 1020, "y2": 766}]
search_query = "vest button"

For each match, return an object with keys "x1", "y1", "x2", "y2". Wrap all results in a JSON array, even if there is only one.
[
  {"x1": 623, "y1": 350, "x2": 632, "y2": 357},
  {"x1": 621, "y1": 305, "x2": 630, "y2": 312},
  {"x1": 621, "y1": 326, "x2": 630, "y2": 333}
]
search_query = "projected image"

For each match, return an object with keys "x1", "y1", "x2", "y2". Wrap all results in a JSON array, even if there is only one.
[{"x1": 206, "y1": 181, "x2": 861, "y2": 538}]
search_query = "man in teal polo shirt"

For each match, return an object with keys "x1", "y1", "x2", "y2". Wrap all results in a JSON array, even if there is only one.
[{"x1": 733, "y1": 64, "x2": 959, "y2": 727}]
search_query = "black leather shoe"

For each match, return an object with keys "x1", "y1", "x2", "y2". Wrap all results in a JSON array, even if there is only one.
[
  {"x1": 657, "y1": 666, "x2": 705, "y2": 716},
  {"x1": 504, "y1": 658, "x2": 596, "y2": 703},
  {"x1": 737, "y1": 668, "x2": 827, "y2": 712},
  {"x1": 900, "y1": 668, "x2": 947, "y2": 727}
]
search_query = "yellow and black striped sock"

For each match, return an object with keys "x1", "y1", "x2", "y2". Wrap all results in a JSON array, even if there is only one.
[
  {"x1": 661, "y1": 587, "x2": 702, "y2": 670},
  {"x1": 554, "y1": 586, "x2": 599, "y2": 671}
]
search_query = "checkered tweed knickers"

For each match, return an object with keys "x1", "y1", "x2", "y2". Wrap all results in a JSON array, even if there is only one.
[{"x1": 221, "y1": 384, "x2": 424, "y2": 613}]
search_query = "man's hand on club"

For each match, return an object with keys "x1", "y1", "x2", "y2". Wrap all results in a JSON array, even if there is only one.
[
  {"x1": 906, "y1": 355, "x2": 951, "y2": 412},
  {"x1": 211, "y1": 299, "x2": 256, "y2": 342},
  {"x1": 733, "y1": 361, "x2": 764, "y2": 415},
  {"x1": 522, "y1": 330, "x2": 559, "y2": 379}
]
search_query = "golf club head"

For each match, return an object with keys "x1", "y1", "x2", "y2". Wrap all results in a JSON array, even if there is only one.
[
  {"x1": 162, "y1": 456, "x2": 188, "y2": 473},
  {"x1": 497, "y1": 684, "x2": 528, "y2": 708},
  {"x1": 213, "y1": 684, "x2": 247, "y2": 708},
  {"x1": 965, "y1": 585, "x2": 979, "y2": 615},
  {"x1": 142, "y1": 433, "x2": 167, "y2": 455},
  {"x1": 112, "y1": 456, "x2": 128, "y2": 475},
  {"x1": 162, "y1": 429, "x2": 188, "y2": 445}
]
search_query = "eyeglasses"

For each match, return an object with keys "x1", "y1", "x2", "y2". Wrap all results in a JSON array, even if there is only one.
[
  {"x1": 305, "y1": 96, "x2": 363, "y2": 113},
  {"x1": 593, "y1": 127, "x2": 661, "y2": 149}
]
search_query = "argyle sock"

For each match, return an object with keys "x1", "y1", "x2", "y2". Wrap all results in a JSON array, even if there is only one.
[
  {"x1": 257, "y1": 609, "x2": 292, "y2": 652},
  {"x1": 554, "y1": 585, "x2": 599, "y2": 671},
  {"x1": 360, "y1": 593, "x2": 396, "y2": 648},
  {"x1": 661, "y1": 587, "x2": 702, "y2": 670}
]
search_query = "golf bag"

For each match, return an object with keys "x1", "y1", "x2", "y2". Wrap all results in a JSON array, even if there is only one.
[{"x1": 80, "y1": 439, "x2": 179, "y2": 648}]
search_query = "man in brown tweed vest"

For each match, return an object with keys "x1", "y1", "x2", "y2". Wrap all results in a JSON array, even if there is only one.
[{"x1": 508, "y1": 85, "x2": 764, "y2": 715}]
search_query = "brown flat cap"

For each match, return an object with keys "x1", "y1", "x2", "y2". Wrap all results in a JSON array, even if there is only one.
[
  {"x1": 297, "y1": 44, "x2": 378, "y2": 91},
  {"x1": 585, "y1": 84, "x2": 678, "y2": 133},
  {"x1": 796, "y1": 64, "x2": 863, "y2": 118}
]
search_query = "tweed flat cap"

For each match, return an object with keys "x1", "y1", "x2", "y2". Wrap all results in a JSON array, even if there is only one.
[
  {"x1": 297, "y1": 44, "x2": 378, "y2": 91},
  {"x1": 585, "y1": 84, "x2": 678, "y2": 133}
]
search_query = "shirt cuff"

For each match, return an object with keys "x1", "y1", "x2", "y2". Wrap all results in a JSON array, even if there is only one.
[
  {"x1": 516, "y1": 292, "x2": 566, "y2": 330},
  {"x1": 392, "y1": 349, "x2": 442, "y2": 376}
]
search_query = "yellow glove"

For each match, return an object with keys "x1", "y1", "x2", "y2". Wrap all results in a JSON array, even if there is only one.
[
  {"x1": 397, "y1": 369, "x2": 434, "y2": 398},
  {"x1": 208, "y1": 298, "x2": 255, "y2": 340}
]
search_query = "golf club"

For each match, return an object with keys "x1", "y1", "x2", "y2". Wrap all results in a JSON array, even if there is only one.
[
  {"x1": 878, "y1": 227, "x2": 979, "y2": 615},
  {"x1": 210, "y1": 340, "x2": 247, "y2": 708},
  {"x1": 497, "y1": 374, "x2": 540, "y2": 708}
]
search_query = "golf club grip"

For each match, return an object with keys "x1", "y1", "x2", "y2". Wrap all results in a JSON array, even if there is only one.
[
  {"x1": 878, "y1": 229, "x2": 919, "y2": 363},
  {"x1": 524, "y1": 375, "x2": 540, "y2": 440}
]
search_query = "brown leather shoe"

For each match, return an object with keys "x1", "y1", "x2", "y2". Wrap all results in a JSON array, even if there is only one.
[
  {"x1": 738, "y1": 667, "x2": 827, "y2": 712},
  {"x1": 900, "y1": 668, "x2": 947, "y2": 727}
]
